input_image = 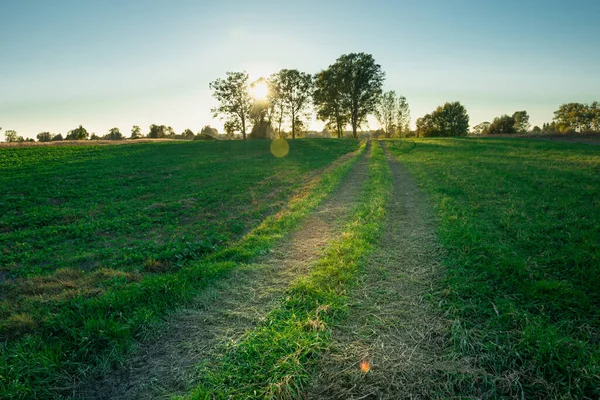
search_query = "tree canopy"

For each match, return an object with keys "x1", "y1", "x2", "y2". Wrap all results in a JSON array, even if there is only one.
[
  {"x1": 417, "y1": 102, "x2": 469, "y2": 137},
  {"x1": 209, "y1": 71, "x2": 253, "y2": 140}
]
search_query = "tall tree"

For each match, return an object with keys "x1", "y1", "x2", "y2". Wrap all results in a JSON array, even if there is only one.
[
  {"x1": 313, "y1": 65, "x2": 348, "y2": 138},
  {"x1": 335, "y1": 53, "x2": 385, "y2": 138},
  {"x1": 210, "y1": 71, "x2": 252, "y2": 140},
  {"x1": 396, "y1": 95, "x2": 411, "y2": 137},
  {"x1": 512, "y1": 110, "x2": 530, "y2": 133},
  {"x1": 273, "y1": 69, "x2": 313, "y2": 139},
  {"x1": 375, "y1": 91, "x2": 397, "y2": 138},
  {"x1": 249, "y1": 78, "x2": 272, "y2": 139},
  {"x1": 374, "y1": 91, "x2": 411, "y2": 138},
  {"x1": 267, "y1": 74, "x2": 286, "y2": 138}
]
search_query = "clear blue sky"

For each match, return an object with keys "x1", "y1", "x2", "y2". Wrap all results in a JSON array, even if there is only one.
[{"x1": 2, "y1": 0, "x2": 599, "y2": 138}]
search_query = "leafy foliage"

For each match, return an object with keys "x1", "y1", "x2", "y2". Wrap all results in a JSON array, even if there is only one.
[
  {"x1": 271, "y1": 69, "x2": 313, "y2": 139},
  {"x1": 336, "y1": 53, "x2": 385, "y2": 138},
  {"x1": 553, "y1": 102, "x2": 600, "y2": 132},
  {"x1": 416, "y1": 102, "x2": 469, "y2": 137},
  {"x1": 209, "y1": 72, "x2": 252, "y2": 140},
  {"x1": 65, "y1": 125, "x2": 89, "y2": 140}
]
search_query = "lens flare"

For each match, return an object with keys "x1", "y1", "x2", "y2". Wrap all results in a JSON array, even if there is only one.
[
  {"x1": 270, "y1": 138, "x2": 289, "y2": 158},
  {"x1": 359, "y1": 360, "x2": 371, "y2": 373}
]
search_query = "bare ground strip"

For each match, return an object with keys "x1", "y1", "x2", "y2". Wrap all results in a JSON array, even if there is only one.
[{"x1": 75, "y1": 144, "x2": 371, "y2": 400}]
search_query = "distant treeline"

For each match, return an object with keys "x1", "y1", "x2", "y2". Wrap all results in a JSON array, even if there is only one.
[
  {"x1": 3, "y1": 51, "x2": 598, "y2": 143},
  {"x1": 472, "y1": 102, "x2": 600, "y2": 135}
]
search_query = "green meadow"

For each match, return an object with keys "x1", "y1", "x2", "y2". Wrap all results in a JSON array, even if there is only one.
[{"x1": 1, "y1": 138, "x2": 598, "y2": 398}]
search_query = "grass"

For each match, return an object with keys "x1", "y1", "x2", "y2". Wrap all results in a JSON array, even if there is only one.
[
  {"x1": 387, "y1": 137, "x2": 600, "y2": 398},
  {"x1": 185, "y1": 141, "x2": 392, "y2": 399},
  {"x1": 0, "y1": 139, "x2": 361, "y2": 399}
]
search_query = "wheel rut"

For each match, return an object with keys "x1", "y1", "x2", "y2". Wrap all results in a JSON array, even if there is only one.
[
  {"x1": 308, "y1": 141, "x2": 469, "y2": 399},
  {"x1": 75, "y1": 143, "x2": 371, "y2": 400}
]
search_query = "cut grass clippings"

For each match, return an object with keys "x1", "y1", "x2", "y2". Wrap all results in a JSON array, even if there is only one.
[
  {"x1": 0, "y1": 142, "x2": 365, "y2": 400},
  {"x1": 388, "y1": 138, "x2": 600, "y2": 398},
  {"x1": 185, "y1": 141, "x2": 392, "y2": 399}
]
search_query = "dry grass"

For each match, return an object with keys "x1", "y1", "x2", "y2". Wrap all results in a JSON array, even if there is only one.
[
  {"x1": 308, "y1": 141, "x2": 477, "y2": 399},
  {"x1": 0, "y1": 139, "x2": 184, "y2": 148}
]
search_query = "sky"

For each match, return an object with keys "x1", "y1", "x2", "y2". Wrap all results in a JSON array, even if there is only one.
[{"x1": 1, "y1": 0, "x2": 599, "y2": 139}]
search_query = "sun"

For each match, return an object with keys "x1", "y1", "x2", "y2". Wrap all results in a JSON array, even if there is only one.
[{"x1": 251, "y1": 81, "x2": 269, "y2": 101}]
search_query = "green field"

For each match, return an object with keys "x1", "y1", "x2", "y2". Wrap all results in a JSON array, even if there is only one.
[
  {"x1": 388, "y1": 138, "x2": 600, "y2": 398},
  {"x1": 0, "y1": 139, "x2": 360, "y2": 397},
  {"x1": 1, "y1": 138, "x2": 599, "y2": 399}
]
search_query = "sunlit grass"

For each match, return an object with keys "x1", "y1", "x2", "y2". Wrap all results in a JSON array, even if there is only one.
[
  {"x1": 388, "y1": 137, "x2": 600, "y2": 398},
  {"x1": 0, "y1": 139, "x2": 361, "y2": 399}
]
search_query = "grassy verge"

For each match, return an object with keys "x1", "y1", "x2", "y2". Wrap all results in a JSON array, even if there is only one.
[
  {"x1": 185, "y1": 141, "x2": 392, "y2": 399},
  {"x1": 0, "y1": 142, "x2": 364, "y2": 399},
  {"x1": 387, "y1": 138, "x2": 600, "y2": 398}
]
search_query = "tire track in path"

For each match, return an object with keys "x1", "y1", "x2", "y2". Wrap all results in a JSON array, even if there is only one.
[
  {"x1": 76, "y1": 143, "x2": 371, "y2": 400},
  {"x1": 309, "y1": 141, "x2": 470, "y2": 399}
]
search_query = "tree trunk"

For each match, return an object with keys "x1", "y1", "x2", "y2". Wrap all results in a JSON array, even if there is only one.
[
  {"x1": 291, "y1": 109, "x2": 296, "y2": 140},
  {"x1": 241, "y1": 116, "x2": 246, "y2": 140}
]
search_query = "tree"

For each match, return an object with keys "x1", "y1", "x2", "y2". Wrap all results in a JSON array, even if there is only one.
[
  {"x1": 37, "y1": 132, "x2": 53, "y2": 142},
  {"x1": 200, "y1": 125, "x2": 218, "y2": 138},
  {"x1": 313, "y1": 65, "x2": 348, "y2": 138},
  {"x1": 542, "y1": 122, "x2": 559, "y2": 133},
  {"x1": 335, "y1": 53, "x2": 385, "y2": 138},
  {"x1": 396, "y1": 95, "x2": 411, "y2": 137},
  {"x1": 181, "y1": 129, "x2": 195, "y2": 140},
  {"x1": 4, "y1": 130, "x2": 18, "y2": 142},
  {"x1": 416, "y1": 102, "x2": 469, "y2": 137},
  {"x1": 375, "y1": 91, "x2": 397, "y2": 138},
  {"x1": 374, "y1": 91, "x2": 411, "y2": 138},
  {"x1": 148, "y1": 124, "x2": 168, "y2": 138},
  {"x1": 591, "y1": 101, "x2": 600, "y2": 132},
  {"x1": 512, "y1": 111, "x2": 530, "y2": 133},
  {"x1": 90, "y1": 133, "x2": 102, "y2": 140},
  {"x1": 166, "y1": 126, "x2": 176, "y2": 138},
  {"x1": 130, "y1": 125, "x2": 142, "y2": 139},
  {"x1": 272, "y1": 69, "x2": 313, "y2": 139},
  {"x1": 223, "y1": 120, "x2": 238, "y2": 139},
  {"x1": 553, "y1": 102, "x2": 598, "y2": 132},
  {"x1": 105, "y1": 127, "x2": 123, "y2": 140},
  {"x1": 488, "y1": 115, "x2": 516, "y2": 134},
  {"x1": 472, "y1": 122, "x2": 491, "y2": 135},
  {"x1": 416, "y1": 114, "x2": 436, "y2": 137},
  {"x1": 51, "y1": 133, "x2": 64, "y2": 141},
  {"x1": 532, "y1": 126, "x2": 542, "y2": 133},
  {"x1": 249, "y1": 78, "x2": 273, "y2": 139},
  {"x1": 210, "y1": 71, "x2": 252, "y2": 140},
  {"x1": 66, "y1": 125, "x2": 89, "y2": 140}
]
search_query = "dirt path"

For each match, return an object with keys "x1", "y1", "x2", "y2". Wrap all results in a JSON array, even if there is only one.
[
  {"x1": 75, "y1": 144, "x2": 371, "y2": 400},
  {"x1": 308, "y1": 141, "x2": 468, "y2": 399}
]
